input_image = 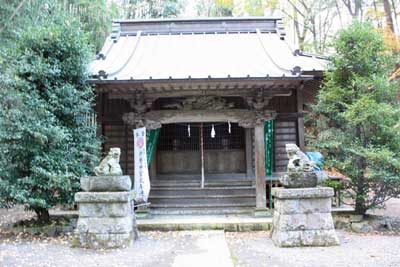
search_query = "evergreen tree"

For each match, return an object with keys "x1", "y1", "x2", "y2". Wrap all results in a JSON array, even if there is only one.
[
  {"x1": 0, "y1": 14, "x2": 100, "y2": 222},
  {"x1": 311, "y1": 22, "x2": 400, "y2": 215}
]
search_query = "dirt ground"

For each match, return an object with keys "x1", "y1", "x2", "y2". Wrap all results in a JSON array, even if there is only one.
[
  {"x1": 0, "y1": 231, "x2": 206, "y2": 267},
  {"x1": 1, "y1": 229, "x2": 400, "y2": 267},
  {"x1": 1, "y1": 200, "x2": 400, "y2": 267},
  {"x1": 226, "y1": 231, "x2": 400, "y2": 267}
]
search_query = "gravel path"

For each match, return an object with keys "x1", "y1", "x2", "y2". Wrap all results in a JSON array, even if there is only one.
[
  {"x1": 226, "y1": 231, "x2": 400, "y2": 267},
  {"x1": 0, "y1": 231, "x2": 229, "y2": 267},
  {"x1": 2, "y1": 200, "x2": 400, "y2": 267}
]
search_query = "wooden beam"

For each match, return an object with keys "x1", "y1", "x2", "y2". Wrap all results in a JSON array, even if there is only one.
[
  {"x1": 106, "y1": 87, "x2": 293, "y2": 99},
  {"x1": 145, "y1": 109, "x2": 253, "y2": 124},
  {"x1": 254, "y1": 124, "x2": 267, "y2": 209}
]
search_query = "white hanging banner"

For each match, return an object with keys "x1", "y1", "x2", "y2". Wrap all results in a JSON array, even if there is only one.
[{"x1": 133, "y1": 127, "x2": 150, "y2": 203}]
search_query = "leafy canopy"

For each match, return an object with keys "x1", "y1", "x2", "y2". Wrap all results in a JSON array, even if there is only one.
[{"x1": 311, "y1": 21, "x2": 400, "y2": 215}]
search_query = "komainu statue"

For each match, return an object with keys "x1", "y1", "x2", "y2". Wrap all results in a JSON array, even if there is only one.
[
  {"x1": 94, "y1": 147, "x2": 123, "y2": 176},
  {"x1": 286, "y1": 144, "x2": 315, "y2": 172},
  {"x1": 280, "y1": 144, "x2": 317, "y2": 188}
]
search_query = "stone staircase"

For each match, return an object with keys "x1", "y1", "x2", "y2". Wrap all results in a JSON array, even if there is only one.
[{"x1": 148, "y1": 178, "x2": 256, "y2": 215}]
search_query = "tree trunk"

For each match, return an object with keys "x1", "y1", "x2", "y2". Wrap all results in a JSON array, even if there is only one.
[
  {"x1": 391, "y1": 0, "x2": 399, "y2": 34},
  {"x1": 354, "y1": 187, "x2": 367, "y2": 215},
  {"x1": 384, "y1": 0, "x2": 395, "y2": 32},
  {"x1": 34, "y1": 208, "x2": 50, "y2": 223}
]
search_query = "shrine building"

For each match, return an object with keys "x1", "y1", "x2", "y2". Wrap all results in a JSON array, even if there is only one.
[{"x1": 89, "y1": 17, "x2": 326, "y2": 215}]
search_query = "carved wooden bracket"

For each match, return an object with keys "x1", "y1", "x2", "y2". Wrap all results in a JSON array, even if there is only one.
[
  {"x1": 237, "y1": 110, "x2": 277, "y2": 128},
  {"x1": 246, "y1": 91, "x2": 273, "y2": 111},
  {"x1": 128, "y1": 92, "x2": 154, "y2": 114},
  {"x1": 122, "y1": 112, "x2": 162, "y2": 129},
  {"x1": 163, "y1": 96, "x2": 234, "y2": 110}
]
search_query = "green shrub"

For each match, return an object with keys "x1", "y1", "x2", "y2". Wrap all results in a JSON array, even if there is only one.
[
  {"x1": 0, "y1": 15, "x2": 100, "y2": 222},
  {"x1": 311, "y1": 22, "x2": 400, "y2": 215}
]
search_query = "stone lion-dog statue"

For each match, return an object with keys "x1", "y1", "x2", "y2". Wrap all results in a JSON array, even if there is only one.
[
  {"x1": 94, "y1": 147, "x2": 123, "y2": 176},
  {"x1": 286, "y1": 144, "x2": 315, "y2": 172}
]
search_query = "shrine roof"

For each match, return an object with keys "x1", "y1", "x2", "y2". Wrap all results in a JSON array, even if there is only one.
[{"x1": 89, "y1": 17, "x2": 327, "y2": 83}]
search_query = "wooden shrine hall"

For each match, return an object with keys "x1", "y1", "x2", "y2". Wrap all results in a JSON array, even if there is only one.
[{"x1": 89, "y1": 17, "x2": 327, "y2": 215}]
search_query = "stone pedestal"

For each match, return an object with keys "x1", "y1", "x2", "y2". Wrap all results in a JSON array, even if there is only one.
[
  {"x1": 271, "y1": 187, "x2": 339, "y2": 247},
  {"x1": 74, "y1": 176, "x2": 136, "y2": 249}
]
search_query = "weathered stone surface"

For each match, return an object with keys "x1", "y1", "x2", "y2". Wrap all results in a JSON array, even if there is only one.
[
  {"x1": 81, "y1": 175, "x2": 131, "y2": 192},
  {"x1": 75, "y1": 191, "x2": 133, "y2": 203},
  {"x1": 271, "y1": 229, "x2": 340, "y2": 247},
  {"x1": 273, "y1": 212, "x2": 335, "y2": 231},
  {"x1": 74, "y1": 187, "x2": 137, "y2": 249},
  {"x1": 351, "y1": 222, "x2": 373, "y2": 234},
  {"x1": 78, "y1": 202, "x2": 131, "y2": 218},
  {"x1": 73, "y1": 232, "x2": 133, "y2": 249},
  {"x1": 94, "y1": 147, "x2": 123, "y2": 176},
  {"x1": 76, "y1": 216, "x2": 133, "y2": 234},
  {"x1": 279, "y1": 171, "x2": 318, "y2": 188},
  {"x1": 271, "y1": 187, "x2": 334, "y2": 199},
  {"x1": 271, "y1": 186, "x2": 339, "y2": 247},
  {"x1": 274, "y1": 198, "x2": 331, "y2": 214}
]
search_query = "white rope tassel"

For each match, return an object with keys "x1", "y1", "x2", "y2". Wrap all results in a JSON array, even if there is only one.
[
  {"x1": 211, "y1": 124, "x2": 216, "y2": 138},
  {"x1": 188, "y1": 124, "x2": 191, "y2": 137},
  {"x1": 228, "y1": 121, "x2": 231, "y2": 134}
]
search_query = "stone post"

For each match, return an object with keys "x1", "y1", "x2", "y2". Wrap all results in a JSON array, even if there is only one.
[
  {"x1": 74, "y1": 175, "x2": 136, "y2": 249},
  {"x1": 271, "y1": 187, "x2": 340, "y2": 247}
]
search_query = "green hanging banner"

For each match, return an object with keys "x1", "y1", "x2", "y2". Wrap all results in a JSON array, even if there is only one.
[
  {"x1": 264, "y1": 120, "x2": 274, "y2": 209},
  {"x1": 146, "y1": 128, "x2": 160, "y2": 165},
  {"x1": 264, "y1": 120, "x2": 274, "y2": 177}
]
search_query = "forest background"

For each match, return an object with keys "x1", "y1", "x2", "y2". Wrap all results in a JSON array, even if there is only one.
[{"x1": 2, "y1": 0, "x2": 399, "y2": 54}]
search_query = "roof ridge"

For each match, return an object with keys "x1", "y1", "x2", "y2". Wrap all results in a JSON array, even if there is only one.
[{"x1": 113, "y1": 17, "x2": 283, "y2": 24}]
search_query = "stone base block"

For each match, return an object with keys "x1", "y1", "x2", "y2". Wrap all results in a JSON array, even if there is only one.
[
  {"x1": 279, "y1": 172, "x2": 318, "y2": 188},
  {"x1": 80, "y1": 175, "x2": 131, "y2": 192},
  {"x1": 76, "y1": 216, "x2": 133, "y2": 234},
  {"x1": 78, "y1": 202, "x2": 131, "y2": 218},
  {"x1": 75, "y1": 191, "x2": 133, "y2": 203},
  {"x1": 73, "y1": 232, "x2": 133, "y2": 249},
  {"x1": 273, "y1": 211, "x2": 335, "y2": 231},
  {"x1": 271, "y1": 187, "x2": 340, "y2": 247},
  {"x1": 271, "y1": 229, "x2": 340, "y2": 247},
  {"x1": 271, "y1": 187, "x2": 334, "y2": 199},
  {"x1": 274, "y1": 198, "x2": 332, "y2": 214}
]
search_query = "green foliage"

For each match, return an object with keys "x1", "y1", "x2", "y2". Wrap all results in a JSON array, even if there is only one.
[
  {"x1": 322, "y1": 179, "x2": 344, "y2": 191},
  {"x1": 0, "y1": 0, "x2": 117, "y2": 51},
  {"x1": 0, "y1": 14, "x2": 100, "y2": 221},
  {"x1": 126, "y1": 0, "x2": 184, "y2": 19},
  {"x1": 60, "y1": 0, "x2": 120, "y2": 51},
  {"x1": 310, "y1": 22, "x2": 400, "y2": 214}
]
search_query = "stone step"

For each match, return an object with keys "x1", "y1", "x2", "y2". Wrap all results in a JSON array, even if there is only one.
[
  {"x1": 150, "y1": 177, "x2": 256, "y2": 215},
  {"x1": 150, "y1": 187, "x2": 255, "y2": 196},
  {"x1": 149, "y1": 196, "x2": 255, "y2": 205},
  {"x1": 149, "y1": 206, "x2": 256, "y2": 216},
  {"x1": 150, "y1": 203, "x2": 255, "y2": 209},
  {"x1": 137, "y1": 215, "x2": 272, "y2": 231},
  {"x1": 149, "y1": 194, "x2": 255, "y2": 199},
  {"x1": 152, "y1": 180, "x2": 253, "y2": 188}
]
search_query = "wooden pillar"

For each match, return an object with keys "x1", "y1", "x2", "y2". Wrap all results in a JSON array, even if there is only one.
[
  {"x1": 297, "y1": 86, "x2": 305, "y2": 151},
  {"x1": 95, "y1": 91, "x2": 103, "y2": 138},
  {"x1": 254, "y1": 124, "x2": 267, "y2": 209},
  {"x1": 245, "y1": 128, "x2": 253, "y2": 178}
]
